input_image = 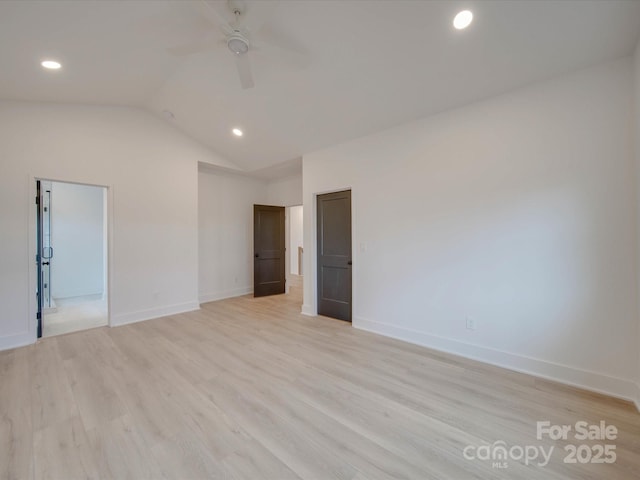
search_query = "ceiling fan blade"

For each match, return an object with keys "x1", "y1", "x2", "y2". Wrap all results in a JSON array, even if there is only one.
[
  {"x1": 235, "y1": 53, "x2": 254, "y2": 89},
  {"x1": 196, "y1": 0, "x2": 234, "y2": 36}
]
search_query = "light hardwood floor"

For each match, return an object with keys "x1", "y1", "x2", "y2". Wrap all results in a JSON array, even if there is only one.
[{"x1": 1, "y1": 282, "x2": 639, "y2": 479}]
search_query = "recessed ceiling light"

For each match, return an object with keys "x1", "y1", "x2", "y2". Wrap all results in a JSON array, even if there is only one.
[
  {"x1": 232, "y1": 128, "x2": 243, "y2": 137},
  {"x1": 453, "y1": 10, "x2": 473, "y2": 30},
  {"x1": 41, "y1": 60, "x2": 62, "y2": 70}
]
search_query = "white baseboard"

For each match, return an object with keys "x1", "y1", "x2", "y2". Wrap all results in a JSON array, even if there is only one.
[
  {"x1": 111, "y1": 301, "x2": 199, "y2": 327},
  {"x1": 199, "y1": 287, "x2": 253, "y2": 304},
  {"x1": 0, "y1": 331, "x2": 34, "y2": 352},
  {"x1": 55, "y1": 290, "x2": 103, "y2": 300},
  {"x1": 634, "y1": 383, "x2": 640, "y2": 413},
  {"x1": 301, "y1": 304, "x2": 315, "y2": 316},
  {"x1": 354, "y1": 316, "x2": 638, "y2": 404}
]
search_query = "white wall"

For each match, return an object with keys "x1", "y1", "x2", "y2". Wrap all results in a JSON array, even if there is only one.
[
  {"x1": 303, "y1": 58, "x2": 638, "y2": 401},
  {"x1": 198, "y1": 167, "x2": 268, "y2": 303},
  {"x1": 51, "y1": 182, "x2": 104, "y2": 299},
  {"x1": 0, "y1": 101, "x2": 227, "y2": 350},
  {"x1": 289, "y1": 205, "x2": 304, "y2": 275},
  {"x1": 267, "y1": 173, "x2": 302, "y2": 206}
]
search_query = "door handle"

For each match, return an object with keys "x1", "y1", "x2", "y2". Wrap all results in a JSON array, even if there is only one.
[
  {"x1": 347, "y1": 261, "x2": 352, "y2": 266},
  {"x1": 255, "y1": 253, "x2": 259, "y2": 258}
]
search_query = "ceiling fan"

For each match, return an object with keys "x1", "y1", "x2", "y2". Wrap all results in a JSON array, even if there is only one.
[{"x1": 167, "y1": 0, "x2": 305, "y2": 90}]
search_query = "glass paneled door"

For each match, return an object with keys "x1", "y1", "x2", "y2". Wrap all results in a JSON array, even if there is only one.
[{"x1": 41, "y1": 182, "x2": 54, "y2": 310}]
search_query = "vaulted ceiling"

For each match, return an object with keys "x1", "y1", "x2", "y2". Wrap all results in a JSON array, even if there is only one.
[{"x1": 1, "y1": 1, "x2": 640, "y2": 176}]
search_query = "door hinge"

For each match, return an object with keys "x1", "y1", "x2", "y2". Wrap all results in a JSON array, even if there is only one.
[{"x1": 35, "y1": 195, "x2": 40, "y2": 205}]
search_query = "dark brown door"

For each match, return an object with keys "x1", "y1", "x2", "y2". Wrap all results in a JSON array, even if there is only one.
[
  {"x1": 317, "y1": 190, "x2": 352, "y2": 321},
  {"x1": 254, "y1": 205, "x2": 285, "y2": 297}
]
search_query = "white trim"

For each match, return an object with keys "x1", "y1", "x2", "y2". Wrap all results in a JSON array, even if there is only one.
[
  {"x1": 634, "y1": 383, "x2": 640, "y2": 413},
  {"x1": 0, "y1": 331, "x2": 34, "y2": 352},
  {"x1": 111, "y1": 301, "x2": 199, "y2": 327},
  {"x1": 199, "y1": 287, "x2": 252, "y2": 304},
  {"x1": 354, "y1": 316, "x2": 638, "y2": 403},
  {"x1": 50, "y1": 288, "x2": 104, "y2": 300},
  {"x1": 26, "y1": 174, "x2": 36, "y2": 341},
  {"x1": 301, "y1": 304, "x2": 315, "y2": 316}
]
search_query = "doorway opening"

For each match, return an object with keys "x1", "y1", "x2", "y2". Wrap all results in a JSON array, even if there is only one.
[
  {"x1": 36, "y1": 180, "x2": 108, "y2": 338},
  {"x1": 251, "y1": 203, "x2": 304, "y2": 307}
]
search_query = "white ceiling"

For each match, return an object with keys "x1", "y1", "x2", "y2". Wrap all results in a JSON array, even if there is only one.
[{"x1": 1, "y1": 0, "x2": 640, "y2": 175}]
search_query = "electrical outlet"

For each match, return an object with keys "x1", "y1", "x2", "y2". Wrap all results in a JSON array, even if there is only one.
[{"x1": 466, "y1": 316, "x2": 476, "y2": 331}]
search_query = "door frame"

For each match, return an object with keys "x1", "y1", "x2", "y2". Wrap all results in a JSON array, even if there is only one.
[
  {"x1": 303, "y1": 187, "x2": 356, "y2": 320},
  {"x1": 285, "y1": 205, "x2": 291, "y2": 294},
  {"x1": 36, "y1": 180, "x2": 44, "y2": 338},
  {"x1": 284, "y1": 204, "x2": 303, "y2": 294},
  {"x1": 28, "y1": 176, "x2": 114, "y2": 341}
]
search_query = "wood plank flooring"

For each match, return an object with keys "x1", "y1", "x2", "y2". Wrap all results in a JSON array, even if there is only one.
[{"x1": 1, "y1": 282, "x2": 639, "y2": 479}]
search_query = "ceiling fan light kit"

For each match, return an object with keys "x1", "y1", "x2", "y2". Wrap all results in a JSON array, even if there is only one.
[{"x1": 227, "y1": 32, "x2": 249, "y2": 55}]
